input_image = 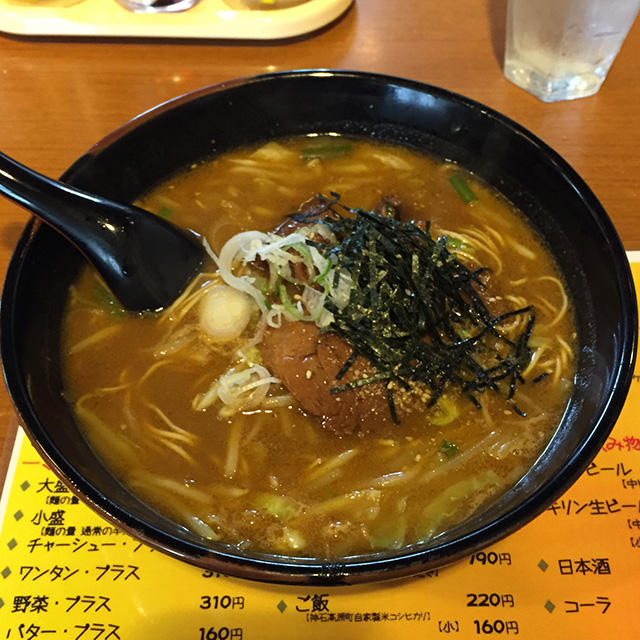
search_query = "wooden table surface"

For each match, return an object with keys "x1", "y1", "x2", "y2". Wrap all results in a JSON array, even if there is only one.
[{"x1": 0, "y1": 0, "x2": 639, "y2": 469}]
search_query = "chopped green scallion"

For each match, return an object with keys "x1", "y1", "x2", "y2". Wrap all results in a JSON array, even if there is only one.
[
  {"x1": 278, "y1": 284, "x2": 302, "y2": 320},
  {"x1": 94, "y1": 284, "x2": 125, "y2": 317},
  {"x1": 449, "y1": 174, "x2": 477, "y2": 204},
  {"x1": 446, "y1": 236, "x2": 463, "y2": 250},
  {"x1": 440, "y1": 439, "x2": 459, "y2": 459},
  {"x1": 300, "y1": 143, "x2": 353, "y2": 160}
]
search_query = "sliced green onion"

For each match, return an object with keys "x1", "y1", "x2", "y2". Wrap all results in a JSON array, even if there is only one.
[
  {"x1": 278, "y1": 283, "x2": 302, "y2": 320},
  {"x1": 278, "y1": 283, "x2": 327, "y2": 323},
  {"x1": 94, "y1": 284, "x2": 125, "y2": 317},
  {"x1": 252, "y1": 275, "x2": 272, "y2": 310},
  {"x1": 449, "y1": 174, "x2": 477, "y2": 204},
  {"x1": 314, "y1": 257, "x2": 333, "y2": 285},
  {"x1": 446, "y1": 236, "x2": 463, "y2": 250},
  {"x1": 157, "y1": 205, "x2": 172, "y2": 219},
  {"x1": 440, "y1": 439, "x2": 459, "y2": 459},
  {"x1": 289, "y1": 242, "x2": 315, "y2": 279},
  {"x1": 300, "y1": 143, "x2": 353, "y2": 160},
  {"x1": 251, "y1": 274, "x2": 268, "y2": 295}
]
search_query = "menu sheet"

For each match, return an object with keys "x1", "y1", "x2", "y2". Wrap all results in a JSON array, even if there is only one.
[{"x1": 1, "y1": 258, "x2": 639, "y2": 640}]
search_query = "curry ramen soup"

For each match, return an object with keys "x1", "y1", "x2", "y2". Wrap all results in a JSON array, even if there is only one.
[{"x1": 62, "y1": 136, "x2": 576, "y2": 558}]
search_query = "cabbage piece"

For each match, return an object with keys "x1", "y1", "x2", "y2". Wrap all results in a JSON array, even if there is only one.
[
  {"x1": 370, "y1": 514, "x2": 408, "y2": 550},
  {"x1": 417, "y1": 470, "x2": 501, "y2": 542},
  {"x1": 253, "y1": 492, "x2": 302, "y2": 521}
]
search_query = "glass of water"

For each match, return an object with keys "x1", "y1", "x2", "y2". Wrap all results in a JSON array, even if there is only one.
[{"x1": 504, "y1": 0, "x2": 640, "y2": 102}]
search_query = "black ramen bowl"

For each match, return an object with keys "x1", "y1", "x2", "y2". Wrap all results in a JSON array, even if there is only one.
[{"x1": 1, "y1": 70, "x2": 637, "y2": 585}]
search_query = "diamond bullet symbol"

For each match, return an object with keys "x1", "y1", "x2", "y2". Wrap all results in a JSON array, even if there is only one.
[
  {"x1": 7, "y1": 539, "x2": 17, "y2": 551},
  {"x1": 1, "y1": 567, "x2": 11, "y2": 579},
  {"x1": 544, "y1": 600, "x2": 555, "y2": 613},
  {"x1": 538, "y1": 559, "x2": 549, "y2": 572},
  {"x1": 277, "y1": 600, "x2": 287, "y2": 613},
  {"x1": 13, "y1": 510, "x2": 23, "y2": 521},
  {"x1": 20, "y1": 481, "x2": 30, "y2": 491},
  {"x1": 0, "y1": 598, "x2": 4, "y2": 609}
]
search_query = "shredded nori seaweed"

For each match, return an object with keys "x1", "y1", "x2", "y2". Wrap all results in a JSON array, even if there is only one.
[{"x1": 290, "y1": 194, "x2": 536, "y2": 422}]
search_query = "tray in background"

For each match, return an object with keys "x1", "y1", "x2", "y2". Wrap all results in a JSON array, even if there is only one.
[{"x1": 0, "y1": 0, "x2": 353, "y2": 39}]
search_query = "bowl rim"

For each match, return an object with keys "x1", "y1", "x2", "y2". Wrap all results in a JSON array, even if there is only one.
[{"x1": 2, "y1": 69, "x2": 637, "y2": 585}]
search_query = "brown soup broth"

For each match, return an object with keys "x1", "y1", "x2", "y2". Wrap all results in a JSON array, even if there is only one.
[{"x1": 61, "y1": 136, "x2": 576, "y2": 557}]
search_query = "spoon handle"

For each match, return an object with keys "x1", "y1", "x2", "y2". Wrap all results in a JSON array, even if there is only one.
[
  {"x1": 0, "y1": 150, "x2": 137, "y2": 256},
  {"x1": 0, "y1": 151, "x2": 204, "y2": 312}
]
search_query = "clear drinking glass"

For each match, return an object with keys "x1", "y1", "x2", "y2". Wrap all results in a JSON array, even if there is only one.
[{"x1": 504, "y1": 0, "x2": 640, "y2": 102}]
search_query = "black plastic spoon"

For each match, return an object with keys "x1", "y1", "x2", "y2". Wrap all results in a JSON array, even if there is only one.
[{"x1": 0, "y1": 151, "x2": 205, "y2": 312}]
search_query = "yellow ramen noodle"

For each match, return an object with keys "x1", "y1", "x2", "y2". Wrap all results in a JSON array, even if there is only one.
[{"x1": 62, "y1": 136, "x2": 576, "y2": 557}]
